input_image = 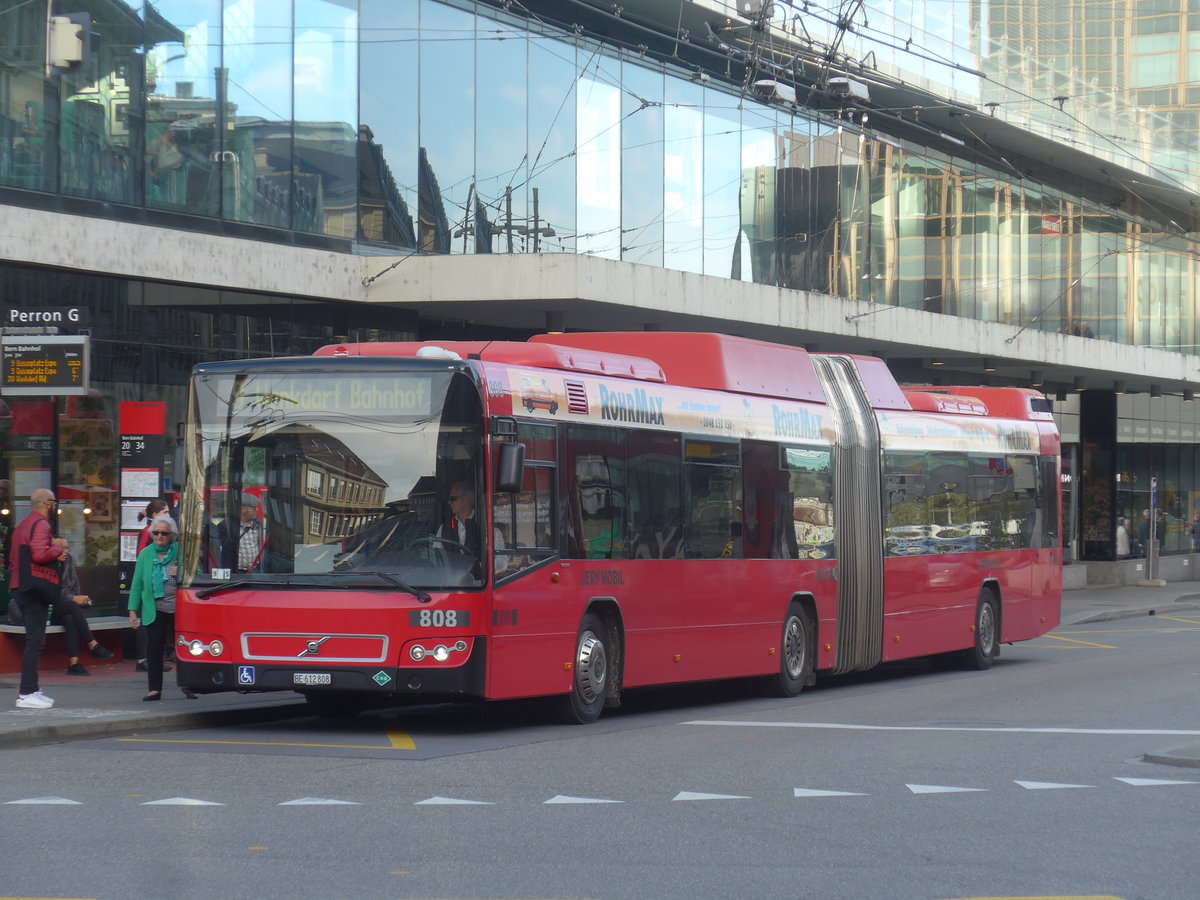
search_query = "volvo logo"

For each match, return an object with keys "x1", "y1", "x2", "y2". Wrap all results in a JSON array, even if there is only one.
[{"x1": 297, "y1": 636, "x2": 330, "y2": 658}]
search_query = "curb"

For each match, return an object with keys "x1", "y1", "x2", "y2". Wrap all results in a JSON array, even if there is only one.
[
  {"x1": 0, "y1": 700, "x2": 309, "y2": 749},
  {"x1": 1065, "y1": 599, "x2": 1200, "y2": 626},
  {"x1": 1142, "y1": 747, "x2": 1200, "y2": 770}
]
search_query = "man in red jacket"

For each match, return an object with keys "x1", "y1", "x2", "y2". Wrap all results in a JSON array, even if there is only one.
[{"x1": 10, "y1": 488, "x2": 68, "y2": 709}]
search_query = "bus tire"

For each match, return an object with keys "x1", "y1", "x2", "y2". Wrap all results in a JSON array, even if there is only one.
[
  {"x1": 563, "y1": 612, "x2": 609, "y2": 724},
  {"x1": 961, "y1": 588, "x2": 999, "y2": 671},
  {"x1": 765, "y1": 604, "x2": 813, "y2": 698},
  {"x1": 304, "y1": 691, "x2": 366, "y2": 719}
]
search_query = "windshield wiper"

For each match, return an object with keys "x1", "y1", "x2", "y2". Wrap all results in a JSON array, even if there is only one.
[
  {"x1": 195, "y1": 579, "x2": 256, "y2": 598},
  {"x1": 194, "y1": 573, "x2": 431, "y2": 603},
  {"x1": 195, "y1": 578, "x2": 346, "y2": 598},
  {"x1": 348, "y1": 571, "x2": 432, "y2": 603}
]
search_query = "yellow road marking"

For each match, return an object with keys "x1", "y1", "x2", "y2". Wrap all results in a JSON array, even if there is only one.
[
  {"x1": 1153, "y1": 615, "x2": 1200, "y2": 624},
  {"x1": 386, "y1": 727, "x2": 416, "y2": 750},
  {"x1": 1038, "y1": 634, "x2": 1117, "y2": 649},
  {"x1": 118, "y1": 737, "x2": 413, "y2": 750}
]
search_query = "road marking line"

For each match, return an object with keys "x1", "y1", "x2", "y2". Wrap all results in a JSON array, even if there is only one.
[
  {"x1": 1039, "y1": 634, "x2": 1117, "y2": 649},
  {"x1": 794, "y1": 788, "x2": 867, "y2": 797},
  {"x1": 4, "y1": 796, "x2": 82, "y2": 805},
  {"x1": 415, "y1": 796, "x2": 492, "y2": 805},
  {"x1": 685, "y1": 720, "x2": 1200, "y2": 736},
  {"x1": 1114, "y1": 776, "x2": 1198, "y2": 786},
  {"x1": 1014, "y1": 781, "x2": 1093, "y2": 790},
  {"x1": 545, "y1": 794, "x2": 623, "y2": 804},
  {"x1": 1152, "y1": 616, "x2": 1200, "y2": 625},
  {"x1": 907, "y1": 784, "x2": 987, "y2": 794},
  {"x1": 672, "y1": 791, "x2": 750, "y2": 801},
  {"x1": 940, "y1": 895, "x2": 1125, "y2": 899},
  {"x1": 118, "y1": 737, "x2": 410, "y2": 750}
]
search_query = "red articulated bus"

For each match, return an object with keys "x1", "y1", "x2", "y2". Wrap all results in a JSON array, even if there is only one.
[{"x1": 175, "y1": 332, "x2": 1061, "y2": 722}]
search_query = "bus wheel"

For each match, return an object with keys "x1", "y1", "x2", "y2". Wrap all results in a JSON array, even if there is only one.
[
  {"x1": 304, "y1": 691, "x2": 366, "y2": 719},
  {"x1": 765, "y1": 605, "x2": 812, "y2": 698},
  {"x1": 961, "y1": 589, "x2": 999, "y2": 671},
  {"x1": 563, "y1": 613, "x2": 608, "y2": 724}
]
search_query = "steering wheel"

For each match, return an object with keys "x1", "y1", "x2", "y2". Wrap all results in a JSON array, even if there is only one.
[{"x1": 412, "y1": 536, "x2": 472, "y2": 563}]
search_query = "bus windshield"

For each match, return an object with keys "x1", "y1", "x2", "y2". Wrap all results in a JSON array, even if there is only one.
[{"x1": 179, "y1": 362, "x2": 486, "y2": 590}]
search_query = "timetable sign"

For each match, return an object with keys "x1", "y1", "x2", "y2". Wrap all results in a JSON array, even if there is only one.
[{"x1": 1, "y1": 335, "x2": 90, "y2": 395}]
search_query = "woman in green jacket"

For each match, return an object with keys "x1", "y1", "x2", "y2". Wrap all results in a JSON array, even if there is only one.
[{"x1": 127, "y1": 515, "x2": 179, "y2": 701}]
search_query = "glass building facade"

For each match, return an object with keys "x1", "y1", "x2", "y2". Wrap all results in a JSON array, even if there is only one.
[
  {"x1": 1, "y1": 0, "x2": 1197, "y2": 347},
  {"x1": 2, "y1": 0, "x2": 1200, "y2": 588}
]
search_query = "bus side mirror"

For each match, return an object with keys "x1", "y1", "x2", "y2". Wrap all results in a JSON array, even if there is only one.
[{"x1": 496, "y1": 442, "x2": 526, "y2": 492}]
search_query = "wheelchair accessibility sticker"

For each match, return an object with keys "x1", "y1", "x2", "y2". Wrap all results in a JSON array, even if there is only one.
[{"x1": 238, "y1": 665, "x2": 255, "y2": 685}]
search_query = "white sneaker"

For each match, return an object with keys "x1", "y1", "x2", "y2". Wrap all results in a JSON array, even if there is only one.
[{"x1": 16, "y1": 692, "x2": 53, "y2": 710}]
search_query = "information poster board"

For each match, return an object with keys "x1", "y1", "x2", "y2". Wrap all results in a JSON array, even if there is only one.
[{"x1": 117, "y1": 402, "x2": 165, "y2": 594}]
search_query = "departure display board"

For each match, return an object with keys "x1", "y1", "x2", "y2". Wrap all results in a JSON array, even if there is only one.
[{"x1": 1, "y1": 335, "x2": 91, "y2": 395}]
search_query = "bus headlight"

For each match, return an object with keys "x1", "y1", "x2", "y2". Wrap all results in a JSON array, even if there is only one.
[
  {"x1": 407, "y1": 639, "x2": 469, "y2": 664},
  {"x1": 177, "y1": 633, "x2": 224, "y2": 658}
]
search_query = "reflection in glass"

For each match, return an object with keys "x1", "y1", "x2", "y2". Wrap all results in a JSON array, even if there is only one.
[
  {"x1": 576, "y1": 67, "x2": 622, "y2": 259},
  {"x1": 475, "y1": 10, "x2": 527, "y2": 254},
  {"x1": 418, "y1": 1, "x2": 474, "y2": 253},
  {"x1": 222, "y1": 0, "x2": 293, "y2": 225},
  {"x1": 293, "y1": 0, "x2": 358, "y2": 238},
  {"x1": 528, "y1": 30, "x2": 576, "y2": 252},
  {"x1": 185, "y1": 364, "x2": 487, "y2": 589},
  {"x1": 663, "y1": 75, "x2": 704, "y2": 274},
  {"x1": 145, "y1": 1, "x2": 221, "y2": 215},
  {"x1": 703, "y1": 95, "x2": 742, "y2": 278},
  {"x1": 621, "y1": 62, "x2": 664, "y2": 267},
  {"x1": 359, "y1": 1, "x2": 417, "y2": 246}
]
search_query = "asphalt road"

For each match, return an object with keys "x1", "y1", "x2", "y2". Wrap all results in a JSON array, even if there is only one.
[{"x1": 3, "y1": 612, "x2": 1200, "y2": 899}]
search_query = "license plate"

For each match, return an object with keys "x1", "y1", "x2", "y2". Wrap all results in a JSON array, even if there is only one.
[{"x1": 293, "y1": 673, "x2": 332, "y2": 686}]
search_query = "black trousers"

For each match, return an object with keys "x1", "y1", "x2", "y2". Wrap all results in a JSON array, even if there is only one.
[
  {"x1": 145, "y1": 611, "x2": 175, "y2": 694},
  {"x1": 52, "y1": 601, "x2": 94, "y2": 659},
  {"x1": 15, "y1": 586, "x2": 54, "y2": 695}
]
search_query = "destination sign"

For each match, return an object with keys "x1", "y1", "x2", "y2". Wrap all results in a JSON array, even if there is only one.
[{"x1": 0, "y1": 335, "x2": 90, "y2": 395}]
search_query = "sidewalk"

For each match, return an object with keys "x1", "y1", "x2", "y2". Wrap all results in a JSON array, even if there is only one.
[{"x1": 2, "y1": 581, "x2": 1200, "y2": 765}]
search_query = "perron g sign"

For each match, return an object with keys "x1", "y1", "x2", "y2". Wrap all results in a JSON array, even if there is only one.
[{"x1": 1, "y1": 335, "x2": 91, "y2": 396}]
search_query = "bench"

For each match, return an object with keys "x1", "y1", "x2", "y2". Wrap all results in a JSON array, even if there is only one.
[
  {"x1": 1, "y1": 616, "x2": 129, "y2": 673},
  {"x1": 0, "y1": 615, "x2": 129, "y2": 636}
]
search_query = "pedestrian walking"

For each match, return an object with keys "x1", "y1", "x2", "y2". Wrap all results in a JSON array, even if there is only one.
[
  {"x1": 133, "y1": 499, "x2": 172, "y2": 672},
  {"x1": 128, "y1": 515, "x2": 180, "y2": 701},
  {"x1": 9, "y1": 488, "x2": 68, "y2": 709}
]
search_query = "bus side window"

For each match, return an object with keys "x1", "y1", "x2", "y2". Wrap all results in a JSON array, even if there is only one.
[
  {"x1": 683, "y1": 437, "x2": 740, "y2": 559},
  {"x1": 781, "y1": 446, "x2": 835, "y2": 560},
  {"x1": 494, "y1": 423, "x2": 556, "y2": 579},
  {"x1": 627, "y1": 430, "x2": 682, "y2": 560},
  {"x1": 563, "y1": 425, "x2": 626, "y2": 560}
]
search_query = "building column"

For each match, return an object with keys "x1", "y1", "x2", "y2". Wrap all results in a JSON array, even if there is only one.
[{"x1": 1078, "y1": 390, "x2": 1116, "y2": 560}]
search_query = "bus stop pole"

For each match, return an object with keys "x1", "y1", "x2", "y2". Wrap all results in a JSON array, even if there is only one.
[{"x1": 1139, "y1": 475, "x2": 1166, "y2": 587}]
